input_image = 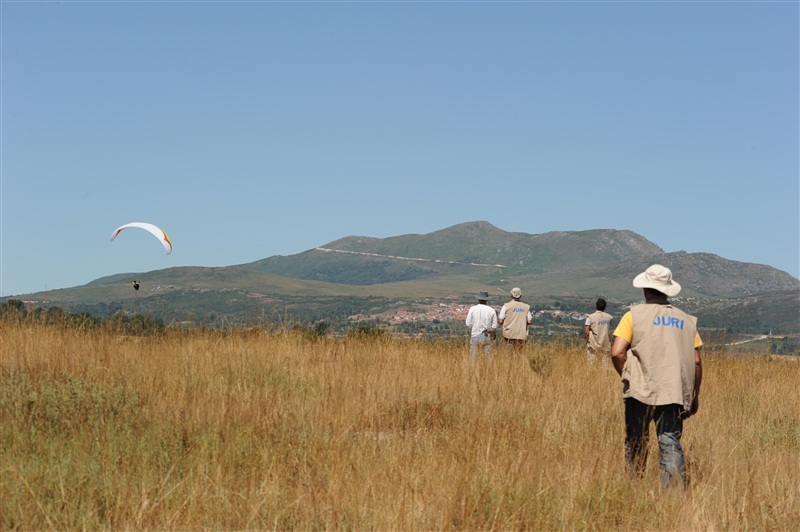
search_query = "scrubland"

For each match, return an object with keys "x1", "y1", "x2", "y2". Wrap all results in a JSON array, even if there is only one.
[{"x1": 1, "y1": 320, "x2": 798, "y2": 530}]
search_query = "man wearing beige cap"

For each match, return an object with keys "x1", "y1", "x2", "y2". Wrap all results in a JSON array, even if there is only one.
[
  {"x1": 498, "y1": 287, "x2": 532, "y2": 351},
  {"x1": 611, "y1": 264, "x2": 703, "y2": 489}
]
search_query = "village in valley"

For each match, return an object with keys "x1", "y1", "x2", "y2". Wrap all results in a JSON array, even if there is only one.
[{"x1": 347, "y1": 296, "x2": 592, "y2": 337}]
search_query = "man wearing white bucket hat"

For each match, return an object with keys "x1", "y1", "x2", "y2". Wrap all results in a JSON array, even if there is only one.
[
  {"x1": 611, "y1": 264, "x2": 703, "y2": 489},
  {"x1": 465, "y1": 291, "x2": 498, "y2": 360}
]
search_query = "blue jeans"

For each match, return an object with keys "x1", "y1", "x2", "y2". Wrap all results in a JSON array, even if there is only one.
[
  {"x1": 470, "y1": 332, "x2": 493, "y2": 359},
  {"x1": 624, "y1": 398, "x2": 686, "y2": 488}
]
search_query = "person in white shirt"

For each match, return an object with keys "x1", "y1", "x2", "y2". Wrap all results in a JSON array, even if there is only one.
[{"x1": 465, "y1": 291, "x2": 498, "y2": 359}]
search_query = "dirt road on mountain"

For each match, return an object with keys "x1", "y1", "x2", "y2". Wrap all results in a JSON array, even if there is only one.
[{"x1": 315, "y1": 247, "x2": 507, "y2": 268}]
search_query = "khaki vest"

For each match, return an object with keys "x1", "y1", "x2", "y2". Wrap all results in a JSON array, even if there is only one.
[
  {"x1": 622, "y1": 303, "x2": 697, "y2": 411},
  {"x1": 501, "y1": 300, "x2": 530, "y2": 340},
  {"x1": 587, "y1": 311, "x2": 613, "y2": 351}
]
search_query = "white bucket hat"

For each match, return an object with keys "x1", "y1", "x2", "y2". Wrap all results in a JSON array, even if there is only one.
[
  {"x1": 510, "y1": 287, "x2": 522, "y2": 299},
  {"x1": 633, "y1": 264, "x2": 681, "y2": 297}
]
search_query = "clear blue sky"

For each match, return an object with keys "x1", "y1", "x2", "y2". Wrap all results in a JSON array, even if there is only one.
[{"x1": 2, "y1": 1, "x2": 798, "y2": 297}]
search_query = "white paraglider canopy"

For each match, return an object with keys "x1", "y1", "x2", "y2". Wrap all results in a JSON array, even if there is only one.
[{"x1": 110, "y1": 222, "x2": 173, "y2": 255}]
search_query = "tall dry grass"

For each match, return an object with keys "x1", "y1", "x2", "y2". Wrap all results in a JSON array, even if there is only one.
[{"x1": 1, "y1": 320, "x2": 798, "y2": 530}]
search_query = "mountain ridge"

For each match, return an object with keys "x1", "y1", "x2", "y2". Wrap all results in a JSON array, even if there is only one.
[
  {"x1": 6, "y1": 221, "x2": 799, "y2": 334},
  {"x1": 240, "y1": 222, "x2": 796, "y2": 297}
]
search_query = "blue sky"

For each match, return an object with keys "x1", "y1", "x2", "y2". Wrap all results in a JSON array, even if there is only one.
[{"x1": 2, "y1": 1, "x2": 798, "y2": 297}]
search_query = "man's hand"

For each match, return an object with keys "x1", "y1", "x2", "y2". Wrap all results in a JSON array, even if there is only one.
[
  {"x1": 686, "y1": 348, "x2": 703, "y2": 418},
  {"x1": 682, "y1": 395, "x2": 699, "y2": 419}
]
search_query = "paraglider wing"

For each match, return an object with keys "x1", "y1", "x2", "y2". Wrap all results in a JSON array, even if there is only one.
[{"x1": 110, "y1": 222, "x2": 173, "y2": 255}]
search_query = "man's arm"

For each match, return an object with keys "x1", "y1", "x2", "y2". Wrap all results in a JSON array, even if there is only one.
[
  {"x1": 610, "y1": 336, "x2": 630, "y2": 376},
  {"x1": 584, "y1": 325, "x2": 591, "y2": 343},
  {"x1": 689, "y1": 348, "x2": 703, "y2": 416}
]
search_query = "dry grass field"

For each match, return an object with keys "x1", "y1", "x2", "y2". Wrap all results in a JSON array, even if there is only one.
[{"x1": 1, "y1": 320, "x2": 798, "y2": 530}]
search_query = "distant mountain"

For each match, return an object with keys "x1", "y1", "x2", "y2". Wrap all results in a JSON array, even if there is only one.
[
  {"x1": 243, "y1": 222, "x2": 667, "y2": 285},
  {"x1": 7, "y1": 221, "x2": 799, "y2": 334},
  {"x1": 240, "y1": 222, "x2": 797, "y2": 299},
  {"x1": 322, "y1": 222, "x2": 664, "y2": 269}
]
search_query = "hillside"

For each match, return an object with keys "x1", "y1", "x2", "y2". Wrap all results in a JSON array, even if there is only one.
[
  {"x1": 243, "y1": 223, "x2": 668, "y2": 284},
  {"x1": 241, "y1": 222, "x2": 797, "y2": 298},
  {"x1": 6, "y1": 221, "x2": 799, "y2": 334}
]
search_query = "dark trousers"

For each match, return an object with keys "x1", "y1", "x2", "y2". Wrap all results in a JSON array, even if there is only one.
[
  {"x1": 504, "y1": 338, "x2": 526, "y2": 351},
  {"x1": 624, "y1": 398, "x2": 686, "y2": 488}
]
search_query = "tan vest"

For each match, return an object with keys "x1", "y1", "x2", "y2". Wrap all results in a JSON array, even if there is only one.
[
  {"x1": 622, "y1": 303, "x2": 697, "y2": 411},
  {"x1": 587, "y1": 311, "x2": 613, "y2": 351},
  {"x1": 501, "y1": 300, "x2": 530, "y2": 340}
]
